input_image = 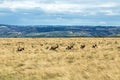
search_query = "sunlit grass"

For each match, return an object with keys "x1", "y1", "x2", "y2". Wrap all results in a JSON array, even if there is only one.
[{"x1": 0, "y1": 38, "x2": 120, "y2": 80}]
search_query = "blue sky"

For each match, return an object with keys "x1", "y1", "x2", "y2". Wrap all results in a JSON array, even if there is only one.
[{"x1": 0, "y1": 0, "x2": 120, "y2": 25}]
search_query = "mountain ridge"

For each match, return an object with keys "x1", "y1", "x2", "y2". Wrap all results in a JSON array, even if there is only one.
[{"x1": 0, "y1": 24, "x2": 120, "y2": 37}]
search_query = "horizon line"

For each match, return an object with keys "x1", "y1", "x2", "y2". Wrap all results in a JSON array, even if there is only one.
[{"x1": 0, "y1": 24, "x2": 120, "y2": 27}]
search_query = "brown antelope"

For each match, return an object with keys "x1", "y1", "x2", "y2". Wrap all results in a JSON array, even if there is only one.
[
  {"x1": 50, "y1": 44, "x2": 59, "y2": 50},
  {"x1": 17, "y1": 46, "x2": 24, "y2": 52},
  {"x1": 66, "y1": 44, "x2": 75, "y2": 50},
  {"x1": 92, "y1": 44, "x2": 97, "y2": 48},
  {"x1": 80, "y1": 44, "x2": 85, "y2": 49}
]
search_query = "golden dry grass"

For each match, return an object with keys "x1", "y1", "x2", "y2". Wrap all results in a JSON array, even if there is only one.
[{"x1": 0, "y1": 38, "x2": 120, "y2": 80}]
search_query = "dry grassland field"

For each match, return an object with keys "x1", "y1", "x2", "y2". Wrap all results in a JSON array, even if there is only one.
[{"x1": 0, "y1": 38, "x2": 120, "y2": 80}]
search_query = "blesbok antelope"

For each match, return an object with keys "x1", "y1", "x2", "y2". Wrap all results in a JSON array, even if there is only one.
[
  {"x1": 50, "y1": 44, "x2": 59, "y2": 50},
  {"x1": 80, "y1": 44, "x2": 85, "y2": 49},
  {"x1": 17, "y1": 46, "x2": 24, "y2": 52},
  {"x1": 92, "y1": 44, "x2": 97, "y2": 48},
  {"x1": 66, "y1": 44, "x2": 75, "y2": 50}
]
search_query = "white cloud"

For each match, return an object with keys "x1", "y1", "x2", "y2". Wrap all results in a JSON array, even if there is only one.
[
  {"x1": 0, "y1": 0, "x2": 119, "y2": 16},
  {"x1": 98, "y1": 2, "x2": 118, "y2": 8},
  {"x1": 100, "y1": 10, "x2": 120, "y2": 16},
  {"x1": 0, "y1": 1, "x2": 78, "y2": 12},
  {"x1": 0, "y1": 1, "x2": 39, "y2": 10}
]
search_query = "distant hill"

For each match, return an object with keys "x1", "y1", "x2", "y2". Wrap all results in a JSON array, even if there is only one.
[{"x1": 0, "y1": 24, "x2": 120, "y2": 37}]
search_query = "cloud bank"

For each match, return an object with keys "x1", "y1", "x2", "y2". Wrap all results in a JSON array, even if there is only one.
[{"x1": 0, "y1": 0, "x2": 120, "y2": 25}]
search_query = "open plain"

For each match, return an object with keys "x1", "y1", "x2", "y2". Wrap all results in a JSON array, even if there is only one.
[{"x1": 0, "y1": 38, "x2": 120, "y2": 80}]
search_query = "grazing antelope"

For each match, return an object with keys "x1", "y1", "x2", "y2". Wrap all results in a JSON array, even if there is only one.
[
  {"x1": 80, "y1": 44, "x2": 85, "y2": 49},
  {"x1": 92, "y1": 44, "x2": 97, "y2": 48},
  {"x1": 50, "y1": 44, "x2": 59, "y2": 50},
  {"x1": 66, "y1": 44, "x2": 75, "y2": 50},
  {"x1": 17, "y1": 46, "x2": 24, "y2": 52}
]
